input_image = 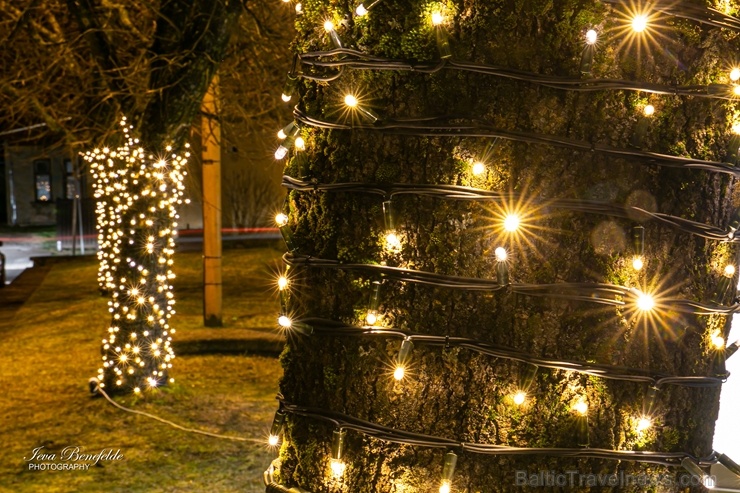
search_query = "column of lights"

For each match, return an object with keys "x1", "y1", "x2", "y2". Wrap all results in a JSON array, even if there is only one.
[
  {"x1": 265, "y1": 1, "x2": 740, "y2": 491},
  {"x1": 85, "y1": 117, "x2": 189, "y2": 394}
]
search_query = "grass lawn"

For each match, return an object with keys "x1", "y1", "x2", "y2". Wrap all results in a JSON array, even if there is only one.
[{"x1": 0, "y1": 245, "x2": 286, "y2": 492}]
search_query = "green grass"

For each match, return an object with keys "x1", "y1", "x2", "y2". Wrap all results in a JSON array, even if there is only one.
[{"x1": 0, "y1": 246, "x2": 286, "y2": 492}]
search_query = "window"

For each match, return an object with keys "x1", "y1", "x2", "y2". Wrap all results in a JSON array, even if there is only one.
[
  {"x1": 33, "y1": 160, "x2": 51, "y2": 202},
  {"x1": 63, "y1": 159, "x2": 78, "y2": 199}
]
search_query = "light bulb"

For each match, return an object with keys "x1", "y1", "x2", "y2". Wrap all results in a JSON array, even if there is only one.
[
  {"x1": 344, "y1": 94, "x2": 358, "y2": 107},
  {"x1": 724, "y1": 264, "x2": 736, "y2": 277},
  {"x1": 268, "y1": 434, "x2": 280, "y2": 446},
  {"x1": 439, "y1": 481, "x2": 451, "y2": 493},
  {"x1": 274, "y1": 146, "x2": 288, "y2": 160},
  {"x1": 712, "y1": 333, "x2": 726, "y2": 350},
  {"x1": 366, "y1": 310, "x2": 378, "y2": 325},
  {"x1": 278, "y1": 276, "x2": 289, "y2": 290},
  {"x1": 330, "y1": 459, "x2": 346, "y2": 478},
  {"x1": 735, "y1": 85, "x2": 740, "y2": 96},
  {"x1": 278, "y1": 315, "x2": 292, "y2": 328},
  {"x1": 632, "y1": 14, "x2": 648, "y2": 32},
  {"x1": 385, "y1": 232, "x2": 402, "y2": 252},
  {"x1": 636, "y1": 292, "x2": 655, "y2": 311},
  {"x1": 731, "y1": 68, "x2": 740, "y2": 81},
  {"x1": 295, "y1": 2, "x2": 302, "y2": 13},
  {"x1": 574, "y1": 400, "x2": 588, "y2": 416},
  {"x1": 643, "y1": 104, "x2": 655, "y2": 116},
  {"x1": 431, "y1": 12, "x2": 444, "y2": 25},
  {"x1": 472, "y1": 162, "x2": 486, "y2": 175},
  {"x1": 275, "y1": 213, "x2": 288, "y2": 226},
  {"x1": 277, "y1": 129, "x2": 287, "y2": 139},
  {"x1": 632, "y1": 256, "x2": 644, "y2": 271},
  {"x1": 513, "y1": 391, "x2": 526, "y2": 405},
  {"x1": 356, "y1": 4, "x2": 368, "y2": 15},
  {"x1": 503, "y1": 214, "x2": 520, "y2": 232},
  {"x1": 585, "y1": 29, "x2": 597, "y2": 45},
  {"x1": 636, "y1": 417, "x2": 652, "y2": 432},
  {"x1": 281, "y1": 93, "x2": 292, "y2": 102},
  {"x1": 324, "y1": 20, "x2": 335, "y2": 32},
  {"x1": 495, "y1": 247, "x2": 508, "y2": 262},
  {"x1": 295, "y1": 136, "x2": 305, "y2": 150},
  {"x1": 394, "y1": 365, "x2": 405, "y2": 381}
]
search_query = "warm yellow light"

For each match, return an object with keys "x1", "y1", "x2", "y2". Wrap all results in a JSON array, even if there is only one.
[
  {"x1": 636, "y1": 293, "x2": 655, "y2": 311},
  {"x1": 513, "y1": 391, "x2": 526, "y2": 406},
  {"x1": 495, "y1": 247, "x2": 508, "y2": 262},
  {"x1": 712, "y1": 333, "x2": 726, "y2": 350},
  {"x1": 431, "y1": 12, "x2": 444, "y2": 26},
  {"x1": 278, "y1": 276, "x2": 289, "y2": 290},
  {"x1": 344, "y1": 94, "x2": 358, "y2": 108},
  {"x1": 295, "y1": 136, "x2": 306, "y2": 150},
  {"x1": 268, "y1": 434, "x2": 280, "y2": 446},
  {"x1": 632, "y1": 14, "x2": 648, "y2": 32},
  {"x1": 366, "y1": 310, "x2": 378, "y2": 326},
  {"x1": 278, "y1": 315, "x2": 292, "y2": 328},
  {"x1": 585, "y1": 29, "x2": 598, "y2": 45},
  {"x1": 724, "y1": 264, "x2": 736, "y2": 277},
  {"x1": 330, "y1": 459, "x2": 346, "y2": 478},
  {"x1": 394, "y1": 365, "x2": 405, "y2": 381},
  {"x1": 356, "y1": 4, "x2": 368, "y2": 16},
  {"x1": 731, "y1": 68, "x2": 740, "y2": 81},
  {"x1": 324, "y1": 20, "x2": 335, "y2": 32},
  {"x1": 439, "y1": 480, "x2": 451, "y2": 493},
  {"x1": 281, "y1": 93, "x2": 292, "y2": 103},
  {"x1": 643, "y1": 104, "x2": 655, "y2": 117},
  {"x1": 275, "y1": 213, "x2": 289, "y2": 226},
  {"x1": 637, "y1": 417, "x2": 652, "y2": 432},
  {"x1": 472, "y1": 162, "x2": 486, "y2": 175},
  {"x1": 385, "y1": 232, "x2": 402, "y2": 252},
  {"x1": 574, "y1": 400, "x2": 588, "y2": 416},
  {"x1": 503, "y1": 214, "x2": 520, "y2": 232},
  {"x1": 632, "y1": 256, "x2": 644, "y2": 271},
  {"x1": 734, "y1": 85, "x2": 740, "y2": 96},
  {"x1": 277, "y1": 129, "x2": 287, "y2": 139}
]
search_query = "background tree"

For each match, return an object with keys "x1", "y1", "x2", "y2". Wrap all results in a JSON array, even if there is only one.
[{"x1": 269, "y1": 0, "x2": 740, "y2": 491}]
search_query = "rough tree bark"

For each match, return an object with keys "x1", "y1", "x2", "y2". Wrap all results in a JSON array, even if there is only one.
[{"x1": 273, "y1": 0, "x2": 738, "y2": 491}]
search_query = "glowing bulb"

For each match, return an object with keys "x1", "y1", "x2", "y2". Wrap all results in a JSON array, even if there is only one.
[
  {"x1": 494, "y1": 247, "x2": 508, "y2": 262},
  {"x1": 278, "y1": 315, "x2": 292, "y2": 328},
  {"x1": 295, "y1": 136, "x2": 305, "y2": 150},
  {"x1": 275, "y1": 213, "x2": 288, "y2": 226},
  {"x1": 394, "y1": 365, "x2": 405, "y2": 380},
  {"x1": 735, "y1": 85, "x2": 740, "y2": 96},
  {"x1": 330, "y1": 459, "x2": 346, "y2": 478},
  {"x1": 585, "y1": 29, "x2": 597, "y2": 45},
  {"x1": 324, "y1": 20, "x2": 335, "y2": 32},
  {"x1": 295, "y1": 2, "x2": 302, "y2": 13},
  {"x1": 643, "y1": 104, "x2": 655, "y2": 117},
  {"x1": 636, "y1": 292, "x2": 655, "y2": 311},
  {"x1": 344, "y1": 94, "x2": 358, "y2": 107},
  {"x1": 277, "y1": 129, "x2": 287, "y2": 139},
  {"x1": 724, "y1": 264, "x2": 736, "y2": 277},
  {"x1": 472, "y1": 162, "x2": 486, "y2": 175},
  {"x1": 503, "y1": 214, "x2": 520, "y2": 232},
  {"x1": 712, "y1": 334, "x2": 726, "y2": 350},
  {"x1": 274, "y1": 146, "x2": 288, "y2": 160},
  {"x1": 268, "y1": 434, "x2": 280, "y2": 446},
  {"x1": 366, "y1": 310, "x2": 378, "y2": 325},
  {"x1": 385, "y1": 232, "x2": 402, "y2": 252},
  {"x1": 731, "y1": 68, "x2": 740, "y2": 81},
  {"x1": 632, "y1": 14, "x2": 648, "y2": 32},
  {"x1": 574, "y1": 400, "x2": 588, "y2": 415},
  {"x1": 637, "y1": 417, "x2": 652, "y2": 432},
  {"x1": 278, "y1": 276, "x2": 289, "y2": 290},
  {"x1": 356, "y1": 4, "x2": 368, "y2": 15},
  {"x1": 281, "y1": 93, "x2": 292, "y2": 102},
  {"x1": 439, "y1": 480, "x2": 451, "y2": 493},
  {"x1": 513, "y1": 391, "x2": 526, "y2": 405},
  {"x1": 632, "y1": 256, "x2": 644, "y2": 271},
  {"x1": 431, "y1": 12, "x2": 444, "y2": 25}
]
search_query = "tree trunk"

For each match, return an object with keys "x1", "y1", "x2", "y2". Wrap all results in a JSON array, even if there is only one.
[{"x1": 273, "y1": 0, "x2": 737, "y2": 491}]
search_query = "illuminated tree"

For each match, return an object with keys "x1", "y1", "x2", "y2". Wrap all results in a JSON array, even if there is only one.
[
  {"x1": 1, "y1": 0, "x2": 242, "y2": 393},
  {"x1": 266, "y1": 0, "x2": 740, "y2": 491}
]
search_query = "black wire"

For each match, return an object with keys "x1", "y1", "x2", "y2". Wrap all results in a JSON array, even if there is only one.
[
  {"x1": 283, "y1": 253, "x2": 740, "y2": 316},
  {"x1": 292, "y1": 109, "x2": 740, "y2": 178},
  {"x1": 297, "y1": 317, "x2": 727, "y2": 387},
  {"x1": 279, "y1": 400, "x2": 718, "y2": 467},
  {"x1": 297, "y1": 49, "x2": 737, "y2": 100},
  {"x1": 282, "y1": 176, "x2": 736, "y2": 241}
]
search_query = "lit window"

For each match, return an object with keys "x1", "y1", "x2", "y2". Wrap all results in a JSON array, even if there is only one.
[{"x1": 33, "y1": 160, "x2": 52, "y2": 202}]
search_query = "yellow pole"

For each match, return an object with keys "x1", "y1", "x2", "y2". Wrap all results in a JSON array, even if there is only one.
[{"x1": 201, "y1": 76, "x2": 222, "y2": 327}]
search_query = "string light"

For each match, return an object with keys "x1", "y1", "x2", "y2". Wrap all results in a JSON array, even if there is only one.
[
  {"x1": 431, "y1": 12, "x2": 444, "y2": 26},
  {"x1": 724, "y1": 264, "x2": 735, "y2": 277},
  {"x1": 494, "y1": 247, "x2": 508, "y2": 262},
  {"x1": 585, "y1": 29, "x2": 598, "y2": 44},
  {"x1": 513, "y1": 391, "x2": 527, "y2": 406},
  {"x1": 731, "y1": 68, "x2": 740, "y2": 81},
  {"x1": 503, "y1": 214, "x2": 520, "y2": 232},
  {"x1": 439, "y1": 451, "x2": 457, "y2": 493},
  {"x1": 330, "y1": 429, "x2": 347, "y2": 478},
  {"x1": 278, "y1": 315, "x2": 292, "y2": 328},
  {"x1": 323, "y1": 20, "x2": 343, "y2": 48},
  {"x1": 636, "y1": 416, "x2": 652, "y2": 433},
  {"x1": 269, "y1": 409, "x2": 287, "y2": 447},
  {"x1": 636, "y1": 292, "x2": 655, "y2": 311},
  {"x1": 355, "y1": 0, "x2": 380, "y2": 16},
  {"x1": 471, "y1": 161, "x2": 486, "y2": 175},
  {"x1": 711, "y1": 331, "x2": 726, "y2": 350},
  {"x1": 394, "y1": 338, "x2": 413, "y2": 381},
  {"x1": 631, "y1": 13, "x2": 648, "y2": 32},
  {"x1": 643, "y1": 104, "x2": 655, "y2": 116},
  {"x1": 573, "y1": 399, "x2": 589, "y2": 416}
]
